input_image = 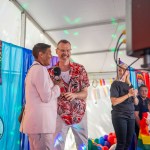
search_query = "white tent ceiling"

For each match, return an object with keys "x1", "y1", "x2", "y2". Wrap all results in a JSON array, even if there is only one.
[{"x1": 11, "y1": 0, "x2": 143, "y2": 73}]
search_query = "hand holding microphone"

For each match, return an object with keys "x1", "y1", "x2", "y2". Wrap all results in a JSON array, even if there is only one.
[
  {"x1": 53, "y1": 67, "x2": 61, "y2": 81},
  {"x1": 53, "y1": 67, "x2": 63, "y2": 87},
  {"x1": 128, "y1": 85, "x2": 139, "y2": 105},
  {"x1": 128, "y1": 85, "x2": 138, "y2": 98}
]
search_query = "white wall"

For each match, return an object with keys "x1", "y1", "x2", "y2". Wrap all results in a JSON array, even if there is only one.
[{"x1": 87, "y1": 80, "x2": 114, "y2": 138}]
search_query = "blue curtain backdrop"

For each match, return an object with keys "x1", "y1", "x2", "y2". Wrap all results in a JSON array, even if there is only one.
[{"x1": 0, "y1": 41, "x2": 33, "y2": 150}]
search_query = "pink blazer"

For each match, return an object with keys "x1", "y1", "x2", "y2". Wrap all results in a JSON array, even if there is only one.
[{"x1": 20, "y1": 61, "x2": 60, "y2": 134}]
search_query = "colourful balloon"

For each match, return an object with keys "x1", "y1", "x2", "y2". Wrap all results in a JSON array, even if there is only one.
[
  {"x1": 104, "y1": 141, "x2": 110, "y2": 148},
  {"x1": 95, "y1": 138, "x2": 100, "y2": 144},
  {"x1": 103, "y1": 135, "x2": 108, "y2": 141},
  {"x1": 88, "y1": 139, "x2": 92, "y2": 150},
  {"x1": 92, "y1": 145, "x2": 98, "y2": 150},
  {"x1": 98, "y1": 147, "x2": 102, "y2": 150},
  {"x1": 99, "y1": 137, "x2": 105, "y2": 146},
  {"x1": 114, "y1": 138, "x2": 117, "y2": 144},
  {"x1": 102, "y1": 146, "x2": 109, "y2": 150},
  {"x1": 108, "y1": 135, "x2": 115, "y2": 145}
]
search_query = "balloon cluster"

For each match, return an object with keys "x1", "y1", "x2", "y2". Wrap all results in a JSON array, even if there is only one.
[{"x1": 88, "y1": 133, "x2": 117, "y2": 150}]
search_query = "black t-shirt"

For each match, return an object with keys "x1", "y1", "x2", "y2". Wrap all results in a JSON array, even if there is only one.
[
  {"x1": 134, "y1": 95, "x2": 149, "y2": 119},
  {"x1": 110, "y1": 80, "x2": 135, "y2": 119}
]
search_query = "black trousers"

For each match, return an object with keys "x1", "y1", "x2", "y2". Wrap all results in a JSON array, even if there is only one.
[
  {"x1": 135, "y1": 122, "x2": 139, "y2": 139},
  {"x1": 112, "y1": 117, "x2": 135, "y2": 150}
]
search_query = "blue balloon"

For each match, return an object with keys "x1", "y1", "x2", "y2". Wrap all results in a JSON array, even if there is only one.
[
  {"x1": 98, "y1": 147, "x2": 102, "y2": 150},
  {"x1": 99, "y1": 137, "x2": 105, "y2": 146}
]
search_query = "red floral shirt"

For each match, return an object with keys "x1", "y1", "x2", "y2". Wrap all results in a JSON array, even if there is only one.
[{"x1": 48, "y1": 62, "x2": 90, "y2": 125}]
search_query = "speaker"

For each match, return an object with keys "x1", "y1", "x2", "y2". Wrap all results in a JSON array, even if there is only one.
[{"x1": 126, "y1": 0, "x2": 150, "y2": 57}]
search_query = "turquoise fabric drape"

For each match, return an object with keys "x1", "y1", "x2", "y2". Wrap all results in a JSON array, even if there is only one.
[
  {"x1": 0, "y1": 42, "x2": 33, "y2": 150},
  {"x1": 129, "y1": 67, "x2": 138, "y2": 89}
]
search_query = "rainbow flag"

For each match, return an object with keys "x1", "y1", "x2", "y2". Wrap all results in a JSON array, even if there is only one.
[
  {"x1": 138, "y1": 134, "x2": 150, "y2": 150},
  {"x1": 137, "y1": 112, "x2": 150, "y2": 150}
]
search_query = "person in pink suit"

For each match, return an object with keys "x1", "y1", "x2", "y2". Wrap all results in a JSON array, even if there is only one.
[{"x1": 20, "y1": 43, "x2": 61, "y2": 150}]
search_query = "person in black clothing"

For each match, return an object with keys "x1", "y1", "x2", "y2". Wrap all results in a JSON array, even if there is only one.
[
  {"x1": 110, "y1": 63, "x2": 138, "y2": 150},
  {"x1": 134, "y1": 85, "x2": 150, "y2": 138}
]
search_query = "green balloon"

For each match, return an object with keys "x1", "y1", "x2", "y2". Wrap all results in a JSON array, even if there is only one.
[
  {"x1": 94, "y1": 138, "x2": 99, "y2": 144},
  {"x1": 88, "y1": 139, "x2": 92, "y2": 150}
]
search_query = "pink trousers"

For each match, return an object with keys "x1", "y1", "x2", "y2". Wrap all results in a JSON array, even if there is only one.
[{"x1": 28, "y1": 133, "x2": 53, "y2": 150}]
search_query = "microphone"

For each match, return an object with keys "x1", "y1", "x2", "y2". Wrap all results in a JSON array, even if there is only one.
[
  {"x1": 53, "y1": 67, "x2": 61, "y2": 81},
  {"x1": 129, "y1": 84, "x2": 133, "y2": 89}
]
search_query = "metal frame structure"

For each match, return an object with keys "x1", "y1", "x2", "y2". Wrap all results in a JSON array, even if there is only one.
[
  {"x1": 45, "y1": 18, "x2": 125, "y2": 32},
  {"x1": 10, "y1": 0, "x2": 57, "y2": 47}
]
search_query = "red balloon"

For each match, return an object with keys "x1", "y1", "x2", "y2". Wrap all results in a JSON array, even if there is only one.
[
  {"x1": 108, "y1": 135, "x2": 115, "y2": 145},
  {"x1": 109, "y1": 133, "x2": 113, "y2": 136},
  {"x1": 102, "y1": 146, "x2": 109, "y2": 150},
  {"x1": 114, "y1": 138, "x2": 117, "y2": 144},
  {"x1": 109, "y1": 132, "x2": 116, "y2": 138},
  {"x1": 112, "y1": 133, "x2": 116, "y2": 138}
]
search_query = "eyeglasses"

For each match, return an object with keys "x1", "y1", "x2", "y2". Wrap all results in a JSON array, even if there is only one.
[{"x1": 57, "y1": 48, "x2": 71, "y2": 53}]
